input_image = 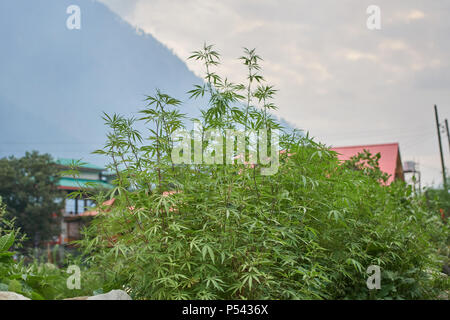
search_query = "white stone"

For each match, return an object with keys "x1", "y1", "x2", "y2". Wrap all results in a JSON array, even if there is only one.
[
  {"x1": 0, "y1": 291, "x2": 30, "y2": 300},
  {"x1": 86, "y1": 289, "x2": 132, "y2": 300}
]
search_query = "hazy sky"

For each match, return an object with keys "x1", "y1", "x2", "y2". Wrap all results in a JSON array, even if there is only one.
[{"x1": 100, "y1": 0, "x2": 450, "y2": 186}]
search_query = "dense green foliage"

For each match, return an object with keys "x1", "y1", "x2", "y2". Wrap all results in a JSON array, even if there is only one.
[
  {"x1": 0, "y1": 151, "x2": 63, "y2": 246},
  {"x1": 426, "y1": 187, "x2": 450, "y2": 220},
  {"x1": 75, "y1": 45, "x2": 448, "y2": 300},
  {"x1": 0, "y1": 196, "x2": 59, "y2": 299},
  {"x1": 425, "y1": 187, "x2": 450, "y2": 274},
  {"x1": 0, "y1": 196, "x2": 103, "y2": 299}
]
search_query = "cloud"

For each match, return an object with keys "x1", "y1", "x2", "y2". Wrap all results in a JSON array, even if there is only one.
[
  {"x1": 406, "y1": 9, "x2": 425, "y2": 21},
  {"x1": 343, "y1": 50, "x2": 378, "y2": 62},
  {"x1": 98, "y1": 0, "x2": 450, "y2": 186}
]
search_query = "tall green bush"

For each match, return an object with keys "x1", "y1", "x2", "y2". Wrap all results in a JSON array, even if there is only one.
[{"x1": 77, "y1": 45, "x2": 449, "y2": 299}]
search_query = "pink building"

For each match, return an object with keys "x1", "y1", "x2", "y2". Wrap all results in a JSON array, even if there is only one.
[{"x1": 330, "y1": 143, "x2": 405, "y2": 185}]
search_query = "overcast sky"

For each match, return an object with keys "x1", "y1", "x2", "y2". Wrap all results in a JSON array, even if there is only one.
[{"x1": 100, "y1": 0, "x2": 450, "y2": 187}]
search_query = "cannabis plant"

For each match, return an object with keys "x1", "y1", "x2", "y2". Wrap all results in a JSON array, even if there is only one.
[{"x1": 77, "y1": 45, "x2": 449, "y2": 300}]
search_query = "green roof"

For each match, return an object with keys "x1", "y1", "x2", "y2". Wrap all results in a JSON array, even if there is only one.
[
  {"x1": 58, "y1": 177, "x2": 113, "y2": 189},
  {"x1": 56, "y1": 158, "x2": 105, "y2": 171}
]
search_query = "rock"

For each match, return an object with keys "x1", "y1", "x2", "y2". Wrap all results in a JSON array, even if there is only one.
[
  {"x1": 0, "y1": 291, "x2": 31, "y2": 300},
  {"x1": 64, "y1": 290, "x2": 131, "y2": 300},
  {"x1": 86, "y1": 290, "x2": 132, "y2": 300},
  {"x1": 64, "y1": 296, "x2": 89, "y2": 300}
]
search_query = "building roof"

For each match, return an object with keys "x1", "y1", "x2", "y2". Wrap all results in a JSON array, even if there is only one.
[
  {"x1": 56, "y1": 158, "x2": 105, "y2": 171},
  {"x1": 330, "y1": 142, "x2": 404, "y2": 185},
  {"x1": 57, "y1": 177, "x2": 113, "y2": 190}
]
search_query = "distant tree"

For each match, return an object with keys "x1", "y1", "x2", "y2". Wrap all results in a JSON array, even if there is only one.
[
  {"x1": 343, "y1": 149, "x2": 390, "y2": 183},
  {"x1": 0, "y1": 151, "x2": 63, "y2": 246}
]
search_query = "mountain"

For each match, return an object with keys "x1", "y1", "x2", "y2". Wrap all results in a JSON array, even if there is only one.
[
  {"x1": 0, "y1": 0, "x2": 202, "y2": 163},
  {"x1": 0, "y1": 0, "x2": 296, "y2": 166}
]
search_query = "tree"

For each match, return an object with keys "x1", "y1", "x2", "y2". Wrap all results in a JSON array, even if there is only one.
[{"x1": 0, "y1": 151, "x2": 63, "y2": 246}]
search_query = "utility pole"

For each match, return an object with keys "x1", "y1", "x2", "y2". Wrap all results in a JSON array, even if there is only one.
[
  {"x1": 434, "y1": 105, "x2": 447, "y2": 190},
  {"x1": 445, "y1": 119, "x2": 450, "y2": 157}
]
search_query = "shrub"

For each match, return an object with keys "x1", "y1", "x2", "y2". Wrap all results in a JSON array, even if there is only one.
[
  {"x1": 77, "y1": 45, "x2": 449, "y2": 299},
  {"x1": 0, "y1": 196, "x2": 102, "y2": 299}
]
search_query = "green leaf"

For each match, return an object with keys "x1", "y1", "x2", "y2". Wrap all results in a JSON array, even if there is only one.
[
  {"x1": 31, "y1": 291, "x2": 45, "y2": 300},
  {"x1": 0, "y1": 233, "x2": 15, "y2": 252},
  {"x1": 0, "y1": 283, "x2": 9, "y2": 291},
  {"x1": 7, "y1": 279, "x2": 22, "y2": 293}
]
